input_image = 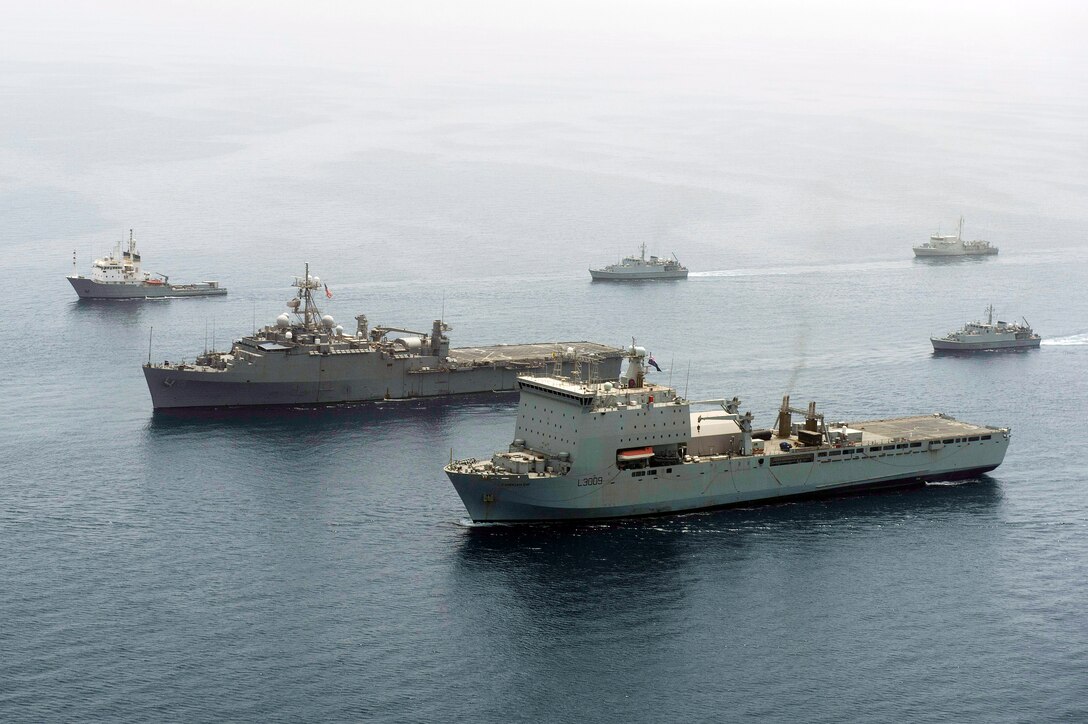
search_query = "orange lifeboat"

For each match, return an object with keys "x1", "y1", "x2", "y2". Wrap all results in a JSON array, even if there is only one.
[
  {"x1": 617, "y1": 447, "x2": 654, "y2": 463},
  {"x1": 145, "y1": 278, "x2": 165, "y2": 285}
]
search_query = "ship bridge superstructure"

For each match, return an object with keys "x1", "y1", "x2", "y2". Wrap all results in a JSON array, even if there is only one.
[{"x1": 88, "y1": 229, "x2": 151, "y2": 284}]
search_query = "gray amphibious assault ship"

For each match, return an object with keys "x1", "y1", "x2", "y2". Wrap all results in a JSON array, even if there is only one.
[{"x1": 143, "y1": 265, "x2": 624, "y2": 409}]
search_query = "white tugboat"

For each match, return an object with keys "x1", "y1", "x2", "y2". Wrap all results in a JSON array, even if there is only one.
[
  {"x1": 67, "y1": 230, "x2": 227, "y2": 299},
  {"x1": 445, "y1": 347, "x2": 1010, "y2": 522},
  {"x1": 913, "y1": 217, "x2": 998, "y2": 257},
  {"x1": 931, "y1": 305, "x2": 1041, "y2": 352},
  {"x1": 590, "y1": 244, "x2": 688, "y2": 280}
]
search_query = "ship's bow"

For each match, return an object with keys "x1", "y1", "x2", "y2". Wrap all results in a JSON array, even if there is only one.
[
  {"x1": 67, "y1": 276, "x2": 93, "y2": 298},
  {"x1": 445, "y1": 467, "x2": 498, "y2": 522}
]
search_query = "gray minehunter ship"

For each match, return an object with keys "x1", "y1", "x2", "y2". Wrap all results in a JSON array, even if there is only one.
[
  {"x1": 445, "y1": 348, "x2": 1010, "y2": 522},
  {"x1": 67, "y1": 230, "x2": 227, "y2": 299},
  {"x1": 913, "y1": 217, "x2": 998, "y2": 257},
  {"x1": 143, "y1": 264, "x2": 624, "y2": 409},
  {"x1": 931, "y1": 305, "x2": 1041, "y2": 352},
  {"x1": 590, "y1": 243, "x2": 688, "y2": 280}
]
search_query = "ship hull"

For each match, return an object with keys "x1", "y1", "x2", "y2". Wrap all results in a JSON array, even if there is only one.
[
  {"x1": 144, "y1": 349, "x2": 623, "y2": 409},
  {"x1": 589, "y1": 269, "x2": 688, "y2": 280},
  {"x1": 68, "y1": 276, "x2": 227, "y2": 299},
  {"x1": 912, "y1": 248, "x2": 998, "y2": 257},
  {"x1": 931, "y1": 338, "x2": 1041, "y2": 352},
  {"x1": 447, "y1": 435, "x2": 1008, "y2": 522}
]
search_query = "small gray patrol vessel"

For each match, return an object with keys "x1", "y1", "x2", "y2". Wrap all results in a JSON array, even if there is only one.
[
  {"x1": 913, "y1": 217, "x2": 998, "y2": 257},
  {"x1": 931, "y1": 305, "x2": 1041, "y2": 352},
  {"x1": 590, "y1": 243, "x2": 688, "y2": 280}
]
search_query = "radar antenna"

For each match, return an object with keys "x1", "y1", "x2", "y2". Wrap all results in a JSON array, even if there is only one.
[{"x1": 292, "y1": 261, "x2": 326, "y2": 328}]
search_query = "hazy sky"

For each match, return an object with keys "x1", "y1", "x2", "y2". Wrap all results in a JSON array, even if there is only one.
[{"x1": 4, "y1": 0, "x2": 1085, "y2": 98}]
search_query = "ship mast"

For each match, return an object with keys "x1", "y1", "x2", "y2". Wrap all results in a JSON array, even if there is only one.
[
  {"x1": 304, "y1": 261, "x2": 312, "y2": 327},
  {"x1": 294, "y1": 261, "x2": 323, "y2": 328}
]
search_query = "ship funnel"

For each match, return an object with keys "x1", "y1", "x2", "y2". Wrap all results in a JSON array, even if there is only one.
[
  {"x1": 619, "y1": 345, "x2": 648, "y2": 389},
  {"x1": 805, "y1": 401, "x2": 819, "y2": 432},
  {"x1": 777, "y1": 395, "x2": 791, "y2": 438}
]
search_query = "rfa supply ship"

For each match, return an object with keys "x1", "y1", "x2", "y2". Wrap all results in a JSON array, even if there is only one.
[{"x1": 445, "y1": 347, "x2": 1010, "y2": 522}]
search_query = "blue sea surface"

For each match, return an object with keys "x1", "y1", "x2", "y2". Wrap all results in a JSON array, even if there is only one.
[{"x1": 2, "y1": 10, "x2": 1088, "y2": 721}]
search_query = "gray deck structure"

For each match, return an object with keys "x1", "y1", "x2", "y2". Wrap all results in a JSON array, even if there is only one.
[{"x1": 847, "y1": 415, "x2": 1002, "y2": 442}]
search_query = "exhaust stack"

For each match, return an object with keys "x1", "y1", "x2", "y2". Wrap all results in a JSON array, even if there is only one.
[{"x1": 777, "y1": 395, "x2": 791, "y2": 438}]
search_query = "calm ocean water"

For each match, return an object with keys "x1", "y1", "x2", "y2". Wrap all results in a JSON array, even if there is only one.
[{"x1": 2, "y1": 7, "x2": 1088, "y2": 721}]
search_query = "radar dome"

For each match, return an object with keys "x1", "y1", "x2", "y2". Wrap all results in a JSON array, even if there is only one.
[
  {"x1": 321, "y1": 315, "x2": 335, "y2": 328},
  {"x1": 276, "y1": 314, "x2": 290, "y2": 328},
  {"x1": 334, "y1": 325, "x2": 344, "y2": 336},
  {"x1": 285, "y1": 331, "x2": 293, "y2": 340},
  {"x1": 312, "y1": 276, "x2": 320, "y2": 287},
  {"x1": 566, "y1": 346, "x2": 575, "y2": 356}
]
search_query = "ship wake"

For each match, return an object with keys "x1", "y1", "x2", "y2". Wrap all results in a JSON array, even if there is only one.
[{"x1": 1041, "y1": 334, "x2": 1088, "y2": 346}]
